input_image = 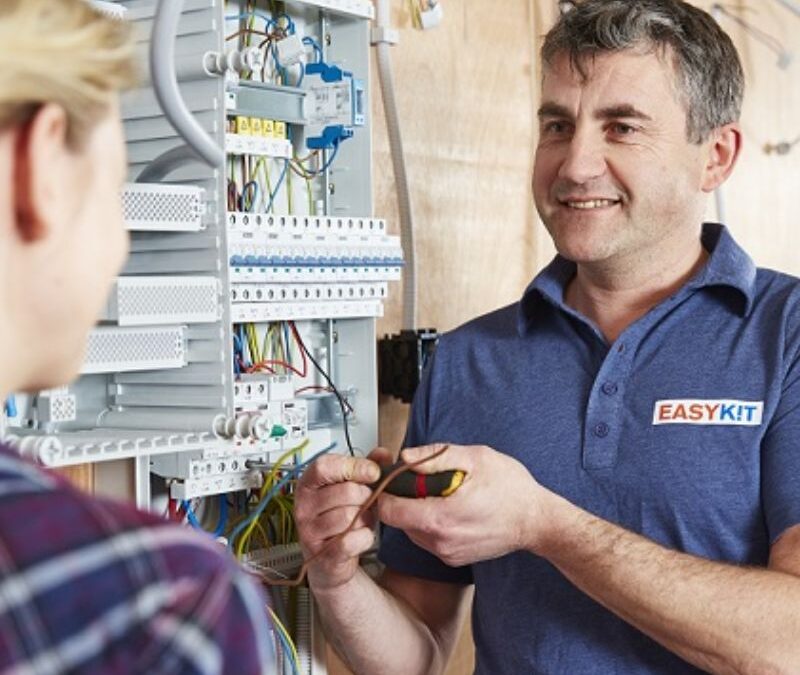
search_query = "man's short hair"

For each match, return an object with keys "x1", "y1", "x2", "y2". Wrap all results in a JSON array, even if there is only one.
[{"x1": 542, "y1": 0, "x2": 745, "y2": 143}]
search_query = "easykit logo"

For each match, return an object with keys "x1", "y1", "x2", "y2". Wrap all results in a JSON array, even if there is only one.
[{"x1": 653, "y1": 399, "x2": 764, "y2": 426}]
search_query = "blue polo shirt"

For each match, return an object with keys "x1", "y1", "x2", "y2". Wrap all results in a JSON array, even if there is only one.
[{"x1": 379, "y1": 223, "x2": 800, "y2": 674}]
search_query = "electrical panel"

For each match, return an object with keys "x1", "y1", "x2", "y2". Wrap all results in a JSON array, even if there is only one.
[{"x1": 3, "y1": 2, "x2": 395, "y2": 673}]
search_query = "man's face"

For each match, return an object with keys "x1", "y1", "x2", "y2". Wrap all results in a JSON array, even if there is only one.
[{"x1": 532, "y1": 49, "x2": 710, "y2": 270}]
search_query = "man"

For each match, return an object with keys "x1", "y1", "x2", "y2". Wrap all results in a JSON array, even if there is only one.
[
  {"x1": 295, "y1": 0, "x2": 800, "y2": 673},
  {"x1": 0, "y1": 1, "x2": 272, "y2": 672}
]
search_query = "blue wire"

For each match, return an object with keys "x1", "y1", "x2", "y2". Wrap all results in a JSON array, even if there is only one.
[
  {"x1": 274, "y1": 12, "x2": 296, "y2": 33},
  {"x1": 233, "y1": 331, "x2": 244, "y2": 375},
  {"x1": 282, "y1": 322, "x2": 292, "y2": 368},
  {"x1": 227, "y1": 442, "x2": 337, "y2": 551},
  {"x1": 266, "y1": 159, "x2": 290, "y2": 213},
  {"x1": 213, "y1": 495, "x2": 228, "y2": 538},
  {"x1": 239, "y1": 181, "x2": 260, "y2": 213},
  {"x1": 273, "y1": 623, "x2": 300, "y2": 675},
  {"x1": 318, "y1": 143, "x2": 340, "y2": 174},
  {"x1": 302, "y1": 36, "x2": 323, "y2": 63},
  {"x1": 182, "y1": 497, "x2": 228, "y2": 538},
  {"x1": 182, "y1": 500, "x2": 203, "y2": 530},
  {"x1": 269, "y1": 42, "x2": 290, "y2": 85},
  {"x1": 239, "y1": 325, "x2": 251, "y2": 368},
  {"x1": 304, "y1": 143, "x2": 340, "y2": 177}
]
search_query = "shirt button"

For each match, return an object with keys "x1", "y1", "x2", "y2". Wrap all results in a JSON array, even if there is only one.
[
  {"x1": 594, "y1": 422, "x2": 610, "y2": 438},
  {"x1": 602, "y1": 382, "x2": 618, "y2": 396}
]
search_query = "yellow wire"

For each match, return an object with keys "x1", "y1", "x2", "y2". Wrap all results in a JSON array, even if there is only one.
[
  {"x1": 235, "y1": 440, "x2": 310, "y2": 557},
  {"x1": 268, "y1": 606, "x2": 300, "y2": 670},
  {"x1": 254, "y1": 157, "x2": 273, "y2": 212},
  {"x1": 305, "y1": 176, "x2": 314, "y2": 214},
  {"x1": 287, "y1": 160, "x2": 294, "y2": 214}
]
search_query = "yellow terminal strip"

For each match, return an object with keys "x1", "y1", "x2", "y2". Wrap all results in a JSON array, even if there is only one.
[
  {"x1": 262, "y1": 119, "x2": 274, "y2": 138},
  {"x1": 249, "y1": 117, "x2": 262, "y2": 136},
  {"x1": 274, "y1": 121, "x2": 287, "y2": 139},
  {"x1": 235, "y1": 116, "x2": 251, "y2": 135}
]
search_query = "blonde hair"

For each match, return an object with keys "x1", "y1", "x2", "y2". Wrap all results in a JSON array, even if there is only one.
[{"x1": 0, "y1": 0, "x2": 137, "y2": 147}]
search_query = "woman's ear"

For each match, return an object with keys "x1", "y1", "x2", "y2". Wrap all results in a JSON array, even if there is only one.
[{"x1": 13, "y1": 103, "x2": 74, "y2": 243}]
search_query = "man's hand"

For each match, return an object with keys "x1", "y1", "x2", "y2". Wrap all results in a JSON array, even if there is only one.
[
  {"x1": 376, "y1": 443, "x2": 554, "y2": 566},
  {"x1": 294, "y1": 451, "x2": 387, "y2": 592}
]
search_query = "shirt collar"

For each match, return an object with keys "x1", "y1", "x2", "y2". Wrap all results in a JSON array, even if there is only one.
[{"x1": 517, "y1": 223, "x2": 757, "y2": 336}]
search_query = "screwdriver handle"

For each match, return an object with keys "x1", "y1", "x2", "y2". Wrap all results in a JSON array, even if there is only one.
[{"x1": 372, "y1": 463, "x2": 465, "y2": 498}]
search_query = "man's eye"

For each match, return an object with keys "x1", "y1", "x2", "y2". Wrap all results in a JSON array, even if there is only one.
[
  {"x1": 610, "y1": 122, "x2": 636, "y2": 136},
  {"x1": 543, "y1": 121, "x2": 571, "y2": 135}
]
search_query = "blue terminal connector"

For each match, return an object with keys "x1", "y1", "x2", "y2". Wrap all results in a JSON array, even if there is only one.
[
  {"x1": 4, "y1": 395, "x2": 16, "y2": 418},
  {"x1": 307, "y1": 125, "x2": 353, "y2": 151}
]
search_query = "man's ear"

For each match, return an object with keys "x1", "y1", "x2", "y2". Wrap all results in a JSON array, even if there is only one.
[
  {"x1": 13, "y1": 103, "x2": 72, "y2": 243},
  {"x1": 701, "y1": 122, "x2": 742, "y2": 193}
]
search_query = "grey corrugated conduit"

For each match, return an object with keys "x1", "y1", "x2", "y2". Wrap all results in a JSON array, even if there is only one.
[
  {"x1": 147, "y1": 0, "x2": 224, "y2": 172},
  {"x1": 374, "y1": 0, "x2": 418, "y2": 330}
]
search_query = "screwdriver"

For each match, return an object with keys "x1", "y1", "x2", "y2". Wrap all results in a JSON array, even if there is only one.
[{"x1": 372, "y1": 462, "x2": 465, "y2": 498}]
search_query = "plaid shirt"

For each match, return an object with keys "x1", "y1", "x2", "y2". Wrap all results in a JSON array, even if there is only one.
[{"x1": 0, "y1": 444, "x2": 274, "y2": 674}]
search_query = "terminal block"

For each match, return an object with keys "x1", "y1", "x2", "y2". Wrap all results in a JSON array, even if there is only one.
[{"x1": 378, "y1": 329, "x2": 439, "y2": 403}]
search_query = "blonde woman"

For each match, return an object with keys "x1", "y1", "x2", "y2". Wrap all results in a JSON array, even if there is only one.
[{"x1": 0, "y1": 2, "x2": 272, "y2": 672}]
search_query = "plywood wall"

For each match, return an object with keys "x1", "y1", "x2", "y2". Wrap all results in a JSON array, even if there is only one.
[
  {"x1": 376, "y1": 0, "x2": 800, "y2": 449},
  {"x1": 359, "y1": 1, "x2": 800, "y2": 674},
  {"x1": 375, "y1": 0, "x2": 540, "y2": 453}
]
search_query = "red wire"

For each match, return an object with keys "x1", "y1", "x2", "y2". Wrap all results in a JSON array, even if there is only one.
[
  {"x1": 247, "y1": 359, "x2": 303, "y2": 377},
  {"x1": 167, "y1": 498, "x2": 186, "y2": 523},
  {"x1": 289, "y1": 321, "x2": 309, "y2": 377}
]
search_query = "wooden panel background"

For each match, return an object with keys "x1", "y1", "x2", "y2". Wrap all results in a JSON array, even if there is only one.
[{"x1": 329, "y1": 1, "x2": 800, "y2": 673}]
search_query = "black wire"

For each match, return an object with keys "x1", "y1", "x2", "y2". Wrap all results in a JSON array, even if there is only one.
[{"x1": 290, "y1": 322, "x2": 355, "y2": 457}]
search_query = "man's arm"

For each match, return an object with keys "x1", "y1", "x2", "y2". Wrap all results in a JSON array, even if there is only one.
[
  {"x1": 539, "y1": 496, "x2": 800, "y2": 674},
  {"x1": 314, "y1": 568, "x2": 470, "y2": 675},
  {"x1": 377, "y1": 444, "x2": 800, "y2": 675},
  {"x1": 294, "y1": 452, "x2": 470, "y2": 675}
]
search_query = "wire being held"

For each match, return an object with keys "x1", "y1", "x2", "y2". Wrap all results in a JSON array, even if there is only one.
[{"x1": 264, "y1": 444, "x2": 458, "y2": 587}]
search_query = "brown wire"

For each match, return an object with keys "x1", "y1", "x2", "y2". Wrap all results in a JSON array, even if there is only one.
[
  {"x1": 263, "y1": 445, "x2": 451, "y2": 587},
  {"x1": 225, "y1": 28, "x2": 271, "y2": 42}
]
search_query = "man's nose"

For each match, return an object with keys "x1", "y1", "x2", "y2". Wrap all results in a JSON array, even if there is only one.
[{"x1": 557, "y1": 129, "x2": 606, "y2": 184}]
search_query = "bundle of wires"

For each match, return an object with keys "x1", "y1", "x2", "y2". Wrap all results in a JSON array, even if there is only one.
[
  {"x1": 289, "y1": 322, "x2": 355, "y2": 456},
  {"x1": 269, "y1": 605, "x2": 300, "y2": 675},
  {"x1": 234, "y1": 321, "x2": 308, "y2": 378},
  {"x1": 232, "y1": 441, "x2": 307, "y2": 557},
  {"x1": 227, "y1": 440, "x2": 337, "y2": 557}
]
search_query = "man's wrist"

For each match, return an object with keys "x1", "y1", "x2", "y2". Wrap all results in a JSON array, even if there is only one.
[
  {"x1": 522, "y1": 488, "x2": 582, "y2": 559},
  {"x1": 308, "y1": 567, "x2": 366, "y2": 604}
]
